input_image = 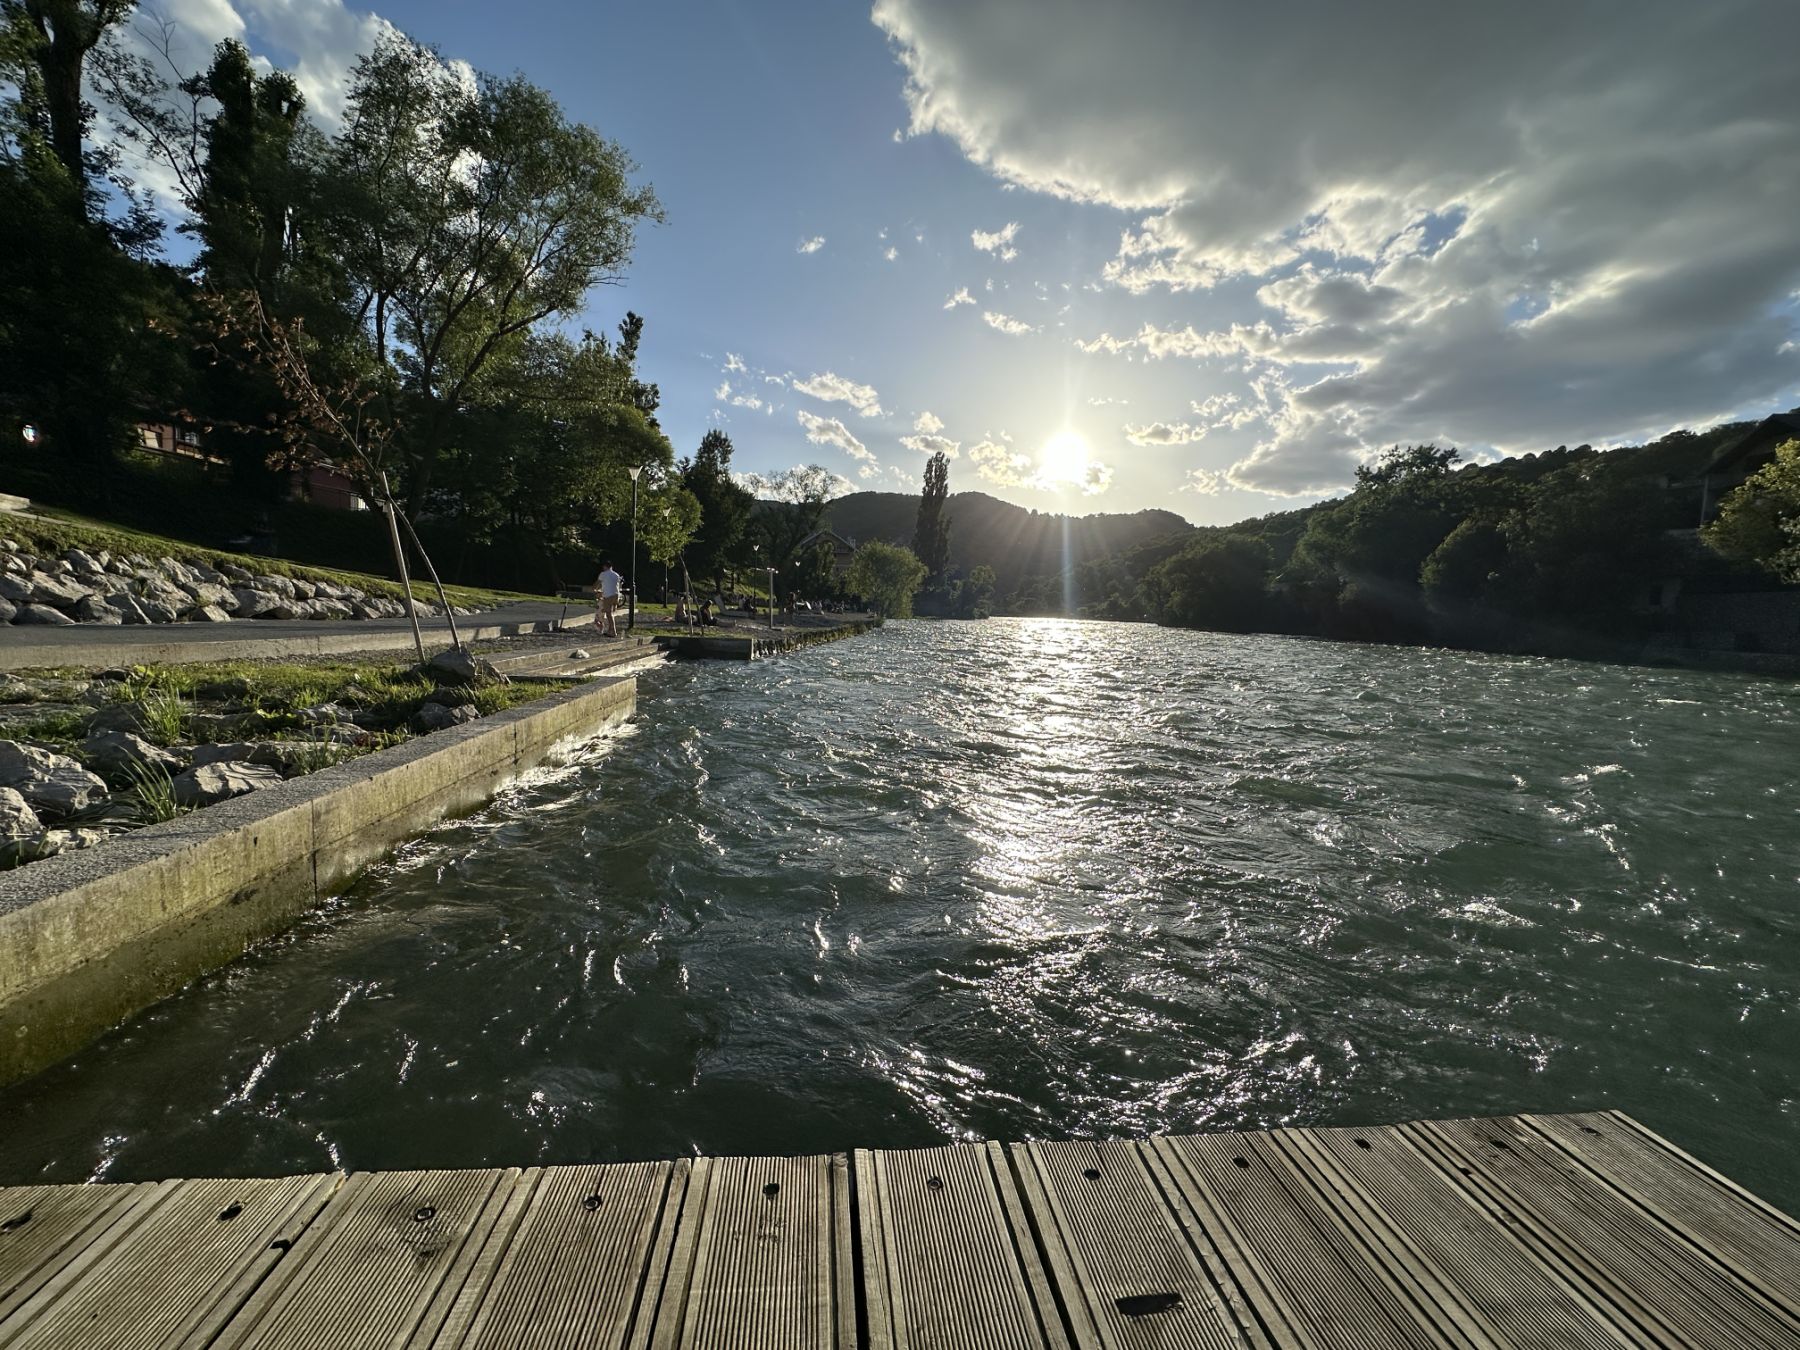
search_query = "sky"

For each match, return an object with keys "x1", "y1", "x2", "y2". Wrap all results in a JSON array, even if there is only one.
[{"x1": 103, "y1": 0, "x2": 1800, "y2": 523}]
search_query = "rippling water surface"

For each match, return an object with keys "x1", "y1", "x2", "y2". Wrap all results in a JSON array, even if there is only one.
[{"x1": 3, "y1": 620, "x2": 1797, "y2": 1208}]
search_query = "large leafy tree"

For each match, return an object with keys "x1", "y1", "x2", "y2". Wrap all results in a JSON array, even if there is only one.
[
  {"x1": 845, "y1": 539, "x2": 927, "y2": 618},
  {"x1": 1146, "y1": 534, "x2": 1274, "y2": 631},
  {"x1": 680, "y1": 429, "x2": 754, "y2": 590},
  {"x1": 912, "y1": 449, "x2": 951, "y2": 583},
  {"x1": 744, "y1": 464, "x2": 835, "y2": 575},
  {"x1": 1705, "y1": 439, "x2": 1800, "y2": 583},
  {"x1": 322, "y1": 32, "x2": 663, "y2": 509}
]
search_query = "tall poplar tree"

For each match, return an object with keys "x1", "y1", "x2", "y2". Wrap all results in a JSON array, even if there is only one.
[{"x1": 912, "y1": 450, "x2": 951, "y2": 585}]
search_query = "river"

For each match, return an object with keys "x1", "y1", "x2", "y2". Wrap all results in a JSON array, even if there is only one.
[{"x1": 2, "y1": 619, "x2": 1796, "y2": 1211}]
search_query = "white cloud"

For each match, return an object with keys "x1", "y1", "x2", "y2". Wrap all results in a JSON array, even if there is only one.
[
  {"x1": 875, "y1": 0, "x2": 1800, "y2": 496},
  {"x1": 884, "y1": 246, "x2": 899, "y2": 262},
  {"x1": 972, "y1": 221, "x2": 1020, "y2": 258},
  {"x1": 982, "y1": 310, "x2": 1037, "y2": 337},
  {"x1": 1124, "y1": 421, "x2": 1207, "y2": 446},
  {"x1": 713, "y1": 380, "x2": 731, "y2": 400},
  {"x1": 797, "y1": 236, "x2": 827, "y2": 254},
  {"x1": 724, "y1": 352, "x2": 747, "y2": 372},
  {"x1": 791, "y1": 371, "x2": 884, "y2": 417},
  {"x1": 1087, "y1": 395, "x2": 1127, "y2": 406},
  {"x1": 968, "y1": 438, "x2": 1035, "y2": 488},
  {"x1": 1182, "y1": 469, "x2": 1227, "y2": 495},
  {"x1": 913, "y1": 411, "x2": 944, "y2": 433},
  {"x1": 797, "y1": 410, "x2": 876, "y2": 464},
  {"x1": 944, "y1": 287, "x2": 975, "y2": 308},
  {"x1": 900, "y1": 433, "x2": 960, "y2": 458}
]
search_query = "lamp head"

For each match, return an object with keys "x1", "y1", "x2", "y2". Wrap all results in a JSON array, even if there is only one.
[{"x1": 627, "y1": 465, "x2": 643, "y2": 482}]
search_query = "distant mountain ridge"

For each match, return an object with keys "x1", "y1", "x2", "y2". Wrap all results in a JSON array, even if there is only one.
[{"x1": 821, "y1": 490, "x2": 1192, "y2": 597}]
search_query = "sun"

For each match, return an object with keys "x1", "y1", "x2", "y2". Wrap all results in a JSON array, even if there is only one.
[{"x1": 1036, "y1": 430, "x2": 1091, "y2": 487}]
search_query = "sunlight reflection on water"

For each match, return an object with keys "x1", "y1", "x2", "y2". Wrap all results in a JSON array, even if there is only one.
[{"x1": 1, "y1": 619, "x2": 1797, "y2": 1209}]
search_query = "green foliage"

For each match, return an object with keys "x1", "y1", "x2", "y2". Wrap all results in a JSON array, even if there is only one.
[
  {"x1": 845, "y1": 540, "x2": 927, "y2": 618},
  {"x1": 955, "y1": 564, "x2": 996, "y2": 618},
  {"x1": 639, "y1": 480, "x2": 702, "y2": 567},
  {"x1": 1705, "y1": 439, "x2": 1800, "y2": 583},
  {"x1": 747, "y1": 465, "x2": 835, "y2": 573},
  {"x1": 1145, "y1": 534, "x2": 1274, "y2": 631},
  {"x1": 681, "y1": 431, "x2": 754, "y2": 588},
  {"x1": 912, "y1": 451, "x2": 951, "y2": 582},
  {"x1": 121, "y1": 757, "x2": 186, "y2": 824}
]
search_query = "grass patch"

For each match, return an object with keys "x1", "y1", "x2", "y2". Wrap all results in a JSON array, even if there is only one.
[
  {"x1": 121, "y1": 758, "x2": 186, "y2": 823},
  {"x1": 2, "y1": 509, "x2": 557, "y2": 611}
]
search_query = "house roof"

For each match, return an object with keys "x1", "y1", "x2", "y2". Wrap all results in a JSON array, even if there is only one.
[
  {"x1": 1704, "y1": 411, "x2": 1800, "y2": 476},
  {"x1": 797, "y1": 528, "x2": 856, "y2": 552}
]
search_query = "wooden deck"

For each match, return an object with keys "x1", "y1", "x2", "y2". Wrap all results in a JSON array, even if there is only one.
[{"x1": 0, "y1": 1111, "x2": 1796, "y2": 1348}]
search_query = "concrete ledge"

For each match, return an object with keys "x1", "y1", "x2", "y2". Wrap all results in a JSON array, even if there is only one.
[
  {"x1": 0, "y1": 675, "x2": 635, "y2": 1085},
  {"x1": 655, "y1": 618, "x2": 881, "y2": 660}
]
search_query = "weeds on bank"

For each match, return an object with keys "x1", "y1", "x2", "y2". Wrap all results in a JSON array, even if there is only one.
[{"x1": 121, "y1": 758, "x2": 186, "y2": 823}]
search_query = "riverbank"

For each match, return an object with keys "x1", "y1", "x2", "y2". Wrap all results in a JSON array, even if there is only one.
[{"x1": 0, "y1": 673, "x2": 636, "y2": 1085}]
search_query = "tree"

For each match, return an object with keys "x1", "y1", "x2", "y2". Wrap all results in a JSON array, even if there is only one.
[
  {"x1": 1705, "y1": 439, "x2": 1800, "y2": 583},
  {"x1": 744, "y1": 463, "x2": 835, "y2": 573},
  {"x1": 912, "y1": 450, "x2": 951, "y2": 583},
  {"x1": 1146, "y1": 534, "x2": 1273, "y2": 631},
  {"x1": 680, "y1": 429, "x2": 753, "y2": 590},
  {"x1": 638, "y1": 479, "x2": 701, "y2": 571},
  {"x1": 4, "y1": 0, "x2": 134, "y2": 211},
  {"x1": 845, "y1": 539, "x2": 927, "y2": 618},
  {"x1": 321, "y1": 32, "x2": 663, "y2": 509},
  {"x1": 955, "y1": 563, "x2": 996, "y2": 618}
]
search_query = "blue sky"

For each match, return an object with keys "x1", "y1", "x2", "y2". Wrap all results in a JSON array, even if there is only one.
[{"x1": 112, "y1": 0, "x2": 1800, "y2": 521}]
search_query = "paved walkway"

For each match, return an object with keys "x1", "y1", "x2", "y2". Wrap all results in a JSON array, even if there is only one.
[{"x1": 0, "y1": 603, "x2": 595, "y2": 671}]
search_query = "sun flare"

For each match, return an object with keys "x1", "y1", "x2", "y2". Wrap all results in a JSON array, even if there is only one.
[{"x1": 1036, "y1": 430, "x2": 1091, "y2": 487}]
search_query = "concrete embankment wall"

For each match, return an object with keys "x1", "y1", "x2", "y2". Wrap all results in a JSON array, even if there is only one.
[
  {"x1": 0, "y1": 675, "x2": 635, "y2": 1085},
  {"x1": 656, "y1": 618, "x2": 881, "y2": 660}
]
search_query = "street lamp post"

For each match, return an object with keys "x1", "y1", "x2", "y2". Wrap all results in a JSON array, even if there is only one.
[
  {"x1": 627, "y1": 465, "x2": 642, "y2": 632},
  {"x1": 764, "y1": 566, "x2": 778, "y2": 631}
]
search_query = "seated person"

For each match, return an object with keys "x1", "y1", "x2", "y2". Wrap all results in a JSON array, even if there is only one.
[
  {"x1": 673, "y1": 598, "x2": 689, "y2": 624},
  {"x1": 698, "y1": 597, "x2": 716, "y2": 626}
]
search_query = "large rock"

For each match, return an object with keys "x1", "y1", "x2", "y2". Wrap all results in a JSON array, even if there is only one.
[
  {"x1": 0, "y1": 741, "x2": 109, "y2": 816},
  {"x1": 411, "y1": 701, "x2": 479, "y2": 733},
  {"x1": 28, "y1": 572, "x2": 89, "y2": 608},
  {"x1": 72, "y1": 595, "x2": 124, "y2": 625},
  {"x1": 101, "y1": 591, "x2": 153, "y2": 624},
  {"x1": 137, "y1": 597, "x2": 181, "y2": 624},
  {"x1": 189, "y1": 605, "x2": 233, "y2": 623},
  {"x1": 0, "y1": 573, "x2": 31, "y2": 603},
  {"x1": 13, "y1": 604, "x2": 76, "y2": 626},
  {"x1": 259, "y1": 603, "x2": 299, "y2": 620},
  {"x1": 0, "y1": 786, "x2": 40, "y2": 840},
  {"x1": 85, "y1": 702, "x2": 145, "y2": 734},
  {"x1": 62, "y1": 548, "x2": 105, "y2": 579},
  {"x1": 0, "y1": 597, "x2": 14, "y2": 624},
  {"x1": 425, "y1": 648, "x2": 507, "y2": 686},
  {"x1": 191, "y1": 741, "x2": 258, "y2": 766},
  {"x1": 172, "y1": 760, "x2": 283, "y2": 807},
  {"x1": 195, "y1": 739, "x2": 343, "y2": 776},
  {"x1": 231, "y1": 587, "x2": 282, "y2": 618},
  {"x1": 83, "y1": 729, "x2": 182, "y2": 778}
]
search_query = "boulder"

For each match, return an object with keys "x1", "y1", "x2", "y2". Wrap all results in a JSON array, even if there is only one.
[
  {"x1": 425, "y1": 648, "x2": 507, "y2": 686},
  {"x1": 259, "y1": 603, "x2": 299, "y2": 620},
  {"x1": 311, "y1": 599, "x2": 353, "y2": 620},
  {"x1": 14, "y1": 604, "x2": 76, "y2": 626},
  {"x1": 0, "y1": 597, "x2": 14, "y2": 624},
  {"x1": 411, "y1": 701, "x2": 479, "y2": 732},
  {"x1": 297, "y1": 701, "x2": 361, "y2": 727},
  {"x1": 29, "y1": 572, "x2": 89, "y2": 607},
  {"x1": 230, "y1": 587, "x2": 282, "y2": 618},
  {"x1": 186, "y1": 711, "x2": 251, "y2": 739},
  {"x1": 72, "y1": 595, "x2": 124, "y2": 625},
  {"x1": 0, "y1": 573, "x2": 33, "y2": 603},
  {"x1": 0, "y1": 786, "x2": 40, "y2": 840},
  {"x1": 172, "y1": 760, "x2": 283, "y2": 807},
  {"x1": 84, "y1": 703, "x2": 145, "y2": 734},
  {"x1": 197, "y1": 739, "x2": 343, "y2": 775},
  {"x1": 83, "y1": 729, "x2": 182, "y2": 778},
  {"x1": 220, "y1": 563, "x2": 253, "y2": 583},
  {"x1": 189, "y1": 605, "x2": 233, "y2": 623},
  {"x1": 349, "y1": 601, "x2": 383, "y2": 620},
  {"x1": 102, "y1": 591, "x2": 154, "y2": 624},
  {"x1": 39, "y1": 827, "x2": 111, "y2": 854},
  {"x1": 63, "y1": 548, "x2": 105, "y2": 578},
  {"x1": 0, "y1": 741, "x2": 110, "y2": 816},
  {"x1": 289, "y1": 578, "x2": 316, "y2": 600}
]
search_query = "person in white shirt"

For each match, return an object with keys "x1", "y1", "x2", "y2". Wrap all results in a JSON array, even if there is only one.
[{"x1": 595, "y1": 561, "x2": 622, "y2": 637}]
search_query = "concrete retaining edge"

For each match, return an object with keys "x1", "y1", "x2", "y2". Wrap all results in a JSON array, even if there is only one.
[{"x1": 0, "y1": 674, "x2": 636, "y2": 1085}]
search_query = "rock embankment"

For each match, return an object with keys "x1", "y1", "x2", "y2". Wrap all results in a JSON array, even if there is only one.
[{"x1": 0, "y1": 539, "x2": 477, "y2": 627}]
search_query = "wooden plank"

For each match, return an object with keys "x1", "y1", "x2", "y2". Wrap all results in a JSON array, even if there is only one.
[
  {"x1": 647, "y1": 1152, "x2": 851, "y2": 1349},
  {"x1": 1522, "y1": 1111, "x2": 1800, "y2": 1319},
  {"x1": 0, "y1": 1184, "x2": 156, "y2": 1327},
  {"x1": 0, "y1": 1181, "x2": 160, "y2": 1332},
  {"x1": 438, "y1": 1160, "x2": 683, "y2": 1350},
  {"x1": 213, "y1": 1168, "x2": 518, "y2": 1350},
  {"x1": 1011, "y1": 1137, "x2": 1250, "y2": 1350},
  {"x1": 1417, "y1": 1116, "x2": 1800, "y2": 1349},
  {"x1": 0, "y1": 1174, "x2": 335, "y2": 1350},
  {"x1": 1156, "y1": 1131, "x2": 1456, "y2": 1349},
  {"x1": 1285, "y1": 1125, "x2": 1637, "y2": 1349},
  {"x1": 857, "y1": 1142, "x2": 1064, "y2": 1350}
]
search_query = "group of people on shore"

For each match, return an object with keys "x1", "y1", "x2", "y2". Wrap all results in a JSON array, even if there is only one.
[{"x1": 591, "y1": 560, "x2": 720, "y2": 636}]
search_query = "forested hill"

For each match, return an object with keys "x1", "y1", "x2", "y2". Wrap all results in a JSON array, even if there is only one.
[{"x1": 823, "y1": 491, "x2": 1191, "y2": 597}]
